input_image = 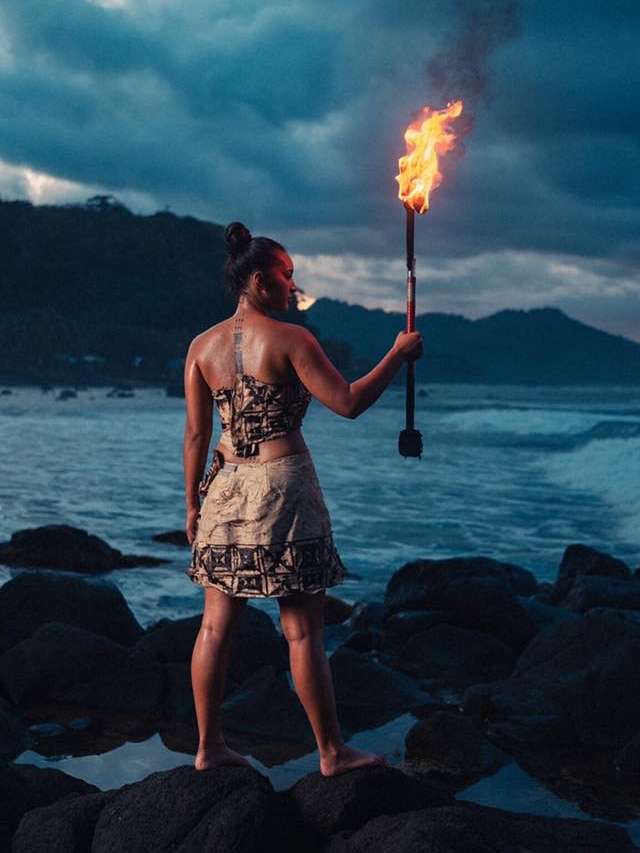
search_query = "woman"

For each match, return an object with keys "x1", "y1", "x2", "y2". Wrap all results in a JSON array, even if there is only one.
[{"x1": 184, "y1": 221, "x2": 423, "y2": 776}]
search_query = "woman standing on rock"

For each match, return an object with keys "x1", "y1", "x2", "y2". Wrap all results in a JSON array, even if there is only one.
[{"x1": 184, "y1": 221, "x2": 423, "y2": 776}]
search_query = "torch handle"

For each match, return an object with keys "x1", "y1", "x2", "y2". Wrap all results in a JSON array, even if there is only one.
[
  {"x1": 398, "y1": 206, "x2": 422, "y2": 457},
  {"x1": 405, "y1": 206, "x2": 416, "y2": 428}
]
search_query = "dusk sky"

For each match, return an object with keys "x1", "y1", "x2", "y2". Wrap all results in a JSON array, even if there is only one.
[{"x1": 1, "y1": 0, "x2": 638, "y2": 340}]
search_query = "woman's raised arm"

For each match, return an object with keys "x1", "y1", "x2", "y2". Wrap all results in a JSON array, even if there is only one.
[{"x1": 288, "y1": 325, "x2": 423, "y2": 419}]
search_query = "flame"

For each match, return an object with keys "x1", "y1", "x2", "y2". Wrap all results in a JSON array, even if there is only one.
[
  {"x1": 294, "y1": 289, "x2": 316, "y2": 311},
  {"x1": 396, "y1": 100, "x2": 463, "y2": 214}
]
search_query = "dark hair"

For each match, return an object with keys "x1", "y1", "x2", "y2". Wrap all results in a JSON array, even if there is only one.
[{"x1": 223, "y1": 221, "x2": 285, "y2": 298}]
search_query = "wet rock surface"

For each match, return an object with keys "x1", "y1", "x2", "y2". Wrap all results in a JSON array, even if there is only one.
[{"x1": 0, "y1": 524, "x2": 166, "y2": 571}]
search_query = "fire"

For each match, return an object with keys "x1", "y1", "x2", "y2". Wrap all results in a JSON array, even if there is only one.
[
  {"x1": 294, "y1": 290, "x2": 316, "y2": 311},
  {"x1": 396, "y1": 100, "x2": 463, "y2": 214}
]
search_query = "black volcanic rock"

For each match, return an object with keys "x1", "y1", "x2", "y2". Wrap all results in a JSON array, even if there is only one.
[
  {"x1": 221, "y1": 665, "x2": 314, "y2": 748},
  {"x1": 286, "y1": 765, "x2": 450, "y2": 838},
  {"x1": 1, "y1": 760, "x2": 99, "y2": 852},
  {"x1": 401, "y1": 623, "x2": 516, "y2": 687},
  {"x1": 0, "y1": 760, "x2": 35, "y2": 849},
  {"x1": 463, "y1": 608, "x2": 640, "y2": 755},
  {"x1": 8, "y1": 763, "x2": 637, "y2": 853},
  {"x1": 0, "y1": 524, "x2": 165, "y2": 571},
  {"x1": 0, "y1": 622, "x2": 125, "y2": 706},
  {"x1": 14, "y1": 767, "x2": 290, "y2": 853},
  {"x1": 322, "y1": 802, "x2": 637, "y2": 853},
  {"x1": 12, "y1": 791, "x2": 116, "y2": 853},
  {"x1": 0, "y1": 572, "x2": 144, "y2": 653},
  {"x1": 152, "y1": 529, "x2": 189, "y2": 546},
  {"x1": 404, "y1": 710, "x2": 510, "y2": 787},
  {"x1": 329, "y1": 647, "x2": 429, "y2": 731},
  {"x1": 13, "y1": 763, "x2": 99, "y2": 806},
  {"x1": 136, "y1": 606, "x2": 287, "y2": 682},
  {"x1": 549, "y1": 543, "x2": 632, "y2": 605},
  {"x1": 91, "y1": 765, "x2": 288, "y2": 853},
  {"x1": 384, "y1": 557, "x2": 538, "y2": 653},
  {"x1": 0, "y1": 699, "x2": 32, "y2": 758}
]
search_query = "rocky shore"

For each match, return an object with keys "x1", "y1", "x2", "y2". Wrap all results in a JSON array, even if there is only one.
[{"x1": 1, "y1": 526, "x2": 640, "y2": 851}]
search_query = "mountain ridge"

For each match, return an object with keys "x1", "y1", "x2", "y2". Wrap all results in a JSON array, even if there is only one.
[
  {"x1": 304, "y1": 299, "x2": 640, "y2": 385},
  {"x1": 1, "y1": 197, "x2": 638, "y2": 386}
]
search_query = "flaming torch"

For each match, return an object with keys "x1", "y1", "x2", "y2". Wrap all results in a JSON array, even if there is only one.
[{"x1": 396, "y1": 99, "x2": 464, "y2": 458}]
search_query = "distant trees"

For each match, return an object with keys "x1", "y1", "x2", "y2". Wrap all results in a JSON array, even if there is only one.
[{"x1": 0, "y1": 198, "x2": 312, "y2": 384}]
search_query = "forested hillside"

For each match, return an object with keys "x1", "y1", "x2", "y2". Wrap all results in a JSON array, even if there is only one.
[{"x1": 2, "y1": 197, "x2": 639, "y2": 386}]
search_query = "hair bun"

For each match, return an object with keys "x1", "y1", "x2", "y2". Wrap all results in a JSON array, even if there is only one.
[{"x1": 224, "y1": 222, "x2": 252, "y2": 258}]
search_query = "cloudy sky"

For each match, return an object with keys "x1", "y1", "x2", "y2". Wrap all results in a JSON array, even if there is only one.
[{"x1": 1, "y1": 0, "x2": 638, "y2": 340}]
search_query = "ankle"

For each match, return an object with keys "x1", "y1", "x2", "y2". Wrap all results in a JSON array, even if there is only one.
[
  {"x1": 198, "y1": 734, "x2": 226, "y2": 753},
  {"x1": 319, "y1": 741, "x2": 345, "y2": 761}
]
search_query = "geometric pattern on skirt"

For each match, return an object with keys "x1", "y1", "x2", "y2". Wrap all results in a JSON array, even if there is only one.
[
  {"x1": 187, "y1": 451, "x2": 346, "y2": 597},
  {"x1": 188, "y1": 536, "x2": 344, "y2": 597}
]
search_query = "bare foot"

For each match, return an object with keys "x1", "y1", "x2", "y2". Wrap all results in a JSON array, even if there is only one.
[
  {"x1": 320, "y1": 746, "x2": 386, "y2": 778},
  {"x1": 195, "y1": 745, "x2": 250, "y2": 772}
]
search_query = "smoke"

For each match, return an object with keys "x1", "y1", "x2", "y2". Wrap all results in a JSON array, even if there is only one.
[{"x1": 426, "y1": 0, "x2": 520, "y2": 111}]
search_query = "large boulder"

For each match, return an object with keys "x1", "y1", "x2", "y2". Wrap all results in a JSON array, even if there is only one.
[
  {"x1": 549, "y1": 543, "x2": 632, "y2": 606},
  {"x1": 329, "y1": 647, "x2": 430, "y2": 732},
  {"x1": 221, "y1": 665, "x2": 315, "y2": 755},
  {"x1": 286, "y1": 765, "x2": 450, "y2": 839},
  {"x1": 0, "y1": 572, "x2": 144, "y2": 653},
  {"x1": 400, "y1": 623, "x2": 516, "y2": 688},
  {"x1": 382, "y1": 610, "x2": 449, "y2": 658},
  {"x1": 615, "y1": 732, "x2": 640, "y2": 786},
  {"x1": 463, "y1": 608, "x2": 640, "y2": 755},
  {"x1": 323, "y1": 802, "x2": 637, "y2": 853},
  {"x1": 136, "y1": 607, "x2": 289, "y2": 731},
  {"x1": 13, "y1": 763, "x2": 99, "y2": 805},
  {"x1": 516, "y1": 596, "x2": 581, "y2": 633},
  {"x1": 562, "y1": 575, "x2": 640, "y2": 613},
  {"x1": 324, "y1": 595, "x2": 354, "y2": 625},
  {"x1": 0, "y1": 623, "x2": 128, "y2": 707},
  {"x1": 349, "y1": 601, "x2": 385, "y2": 631},
  {"x1": 12, "y1": 791, "x2": 116, "y2": 853},
  {"x1": 1, "y1": 760, "x2": 98, "y2": 852},
  {"x1": 404, "y1": 710, "x2": 510, "y2": 788},
  {"x1": 384, "y1": 557, "x2": 538, "y2": 652},
  {"x1": 0, "y1": 524, "x2": 164, "y2": 571},
  {"x1": 90, "y1": 765, "x2": 290, "y2": 853},
  {"x1": 0, "y1": 760, "x2": 35, "y2": 850},
  {"x1": 136, "y1": 606, "x2": 288, "y2": 685},
  {"x1": 0, "y1": 622, "x2": 164, "y2": 718},
  {"x1": 0, "y1": 698, "x2": 32, "y2": 758}
]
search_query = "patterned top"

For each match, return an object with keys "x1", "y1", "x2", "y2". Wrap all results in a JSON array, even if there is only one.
[{"x1": 213, "y1": 374, "x2": 311, "y2": 458}]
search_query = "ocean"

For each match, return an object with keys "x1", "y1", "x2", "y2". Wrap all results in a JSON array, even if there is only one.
[
  {"x1": 1, "y1": 382, "x2": 638, "y2": 620},
  {"x1": 2, "y1": 382, "x2": 640, "y2": 827}
]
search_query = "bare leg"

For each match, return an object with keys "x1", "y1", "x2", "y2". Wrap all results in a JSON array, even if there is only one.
[
  {"x1": 191, "y1": 586, "x2": 249, "y2": 770},
  {"x1": 278, "y1": 591, "x2": 384, "y2": 777}
]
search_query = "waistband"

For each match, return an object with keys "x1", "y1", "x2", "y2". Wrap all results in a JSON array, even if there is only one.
[{"x1": 218, "y1": 450, "x2": 312, "y2": 473}]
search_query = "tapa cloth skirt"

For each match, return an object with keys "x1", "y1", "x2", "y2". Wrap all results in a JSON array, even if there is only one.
[{"x1": 187, "y1": 451, "x2": 347, "y2": 597}]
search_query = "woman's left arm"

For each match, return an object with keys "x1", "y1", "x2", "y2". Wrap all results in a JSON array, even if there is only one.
[{"x1": 183, "y1": 342, "x2": 213, "y2": 543}]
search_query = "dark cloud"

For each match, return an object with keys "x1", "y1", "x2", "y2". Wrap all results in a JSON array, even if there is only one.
[{"x1": 0, "y1": 0, "x2": 638, "y2": 339}]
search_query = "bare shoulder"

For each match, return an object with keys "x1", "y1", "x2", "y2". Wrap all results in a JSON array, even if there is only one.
[
  {"x1": 274, "y1": 320, "x2": 317, "y2": 350},
  {"x1": 188, "y1": 319, "x2": 230, "y2": 358}
]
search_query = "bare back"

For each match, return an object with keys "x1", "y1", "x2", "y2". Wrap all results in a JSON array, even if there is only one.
[
  {"x1": 193, "y1": 313, "x2": 301, "y2": 393},
  {"x1": 188, "y1": 312, "x2": 310, "y2": 464}
]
